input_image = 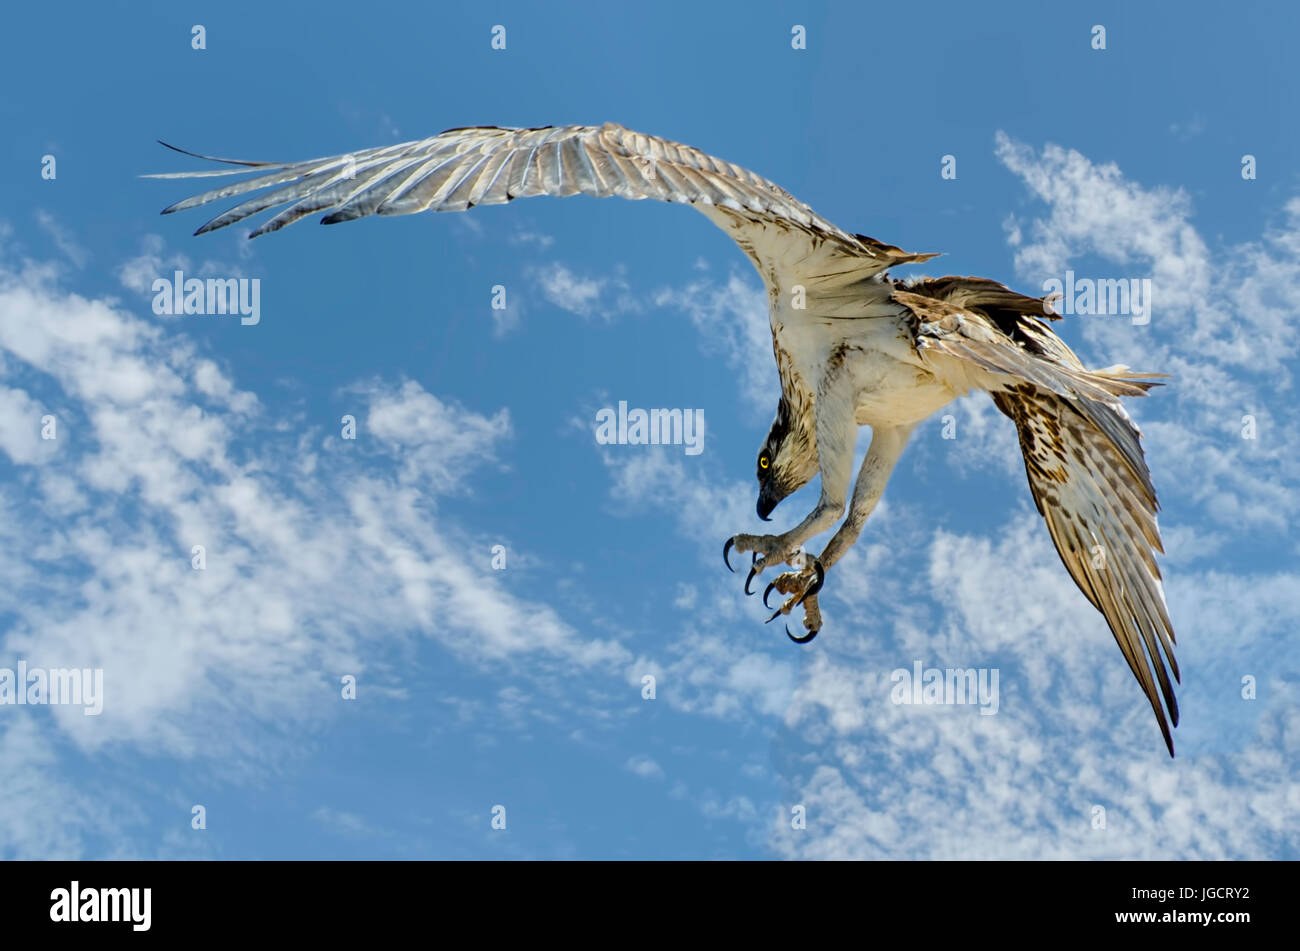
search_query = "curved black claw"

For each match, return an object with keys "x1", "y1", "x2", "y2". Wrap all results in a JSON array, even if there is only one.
[
  {"x1": 794, "y1": 559, "x2": 825, "y2": 609},
  {"x1": 723, "y1": 538, "x2": 736, "y2": 572},
  {"x1": 762, "y1": 580, "x2": 778, "y2": 610},
  {"x1": 744, "y1": 565, "x2": 760, "y2": 596},
  {"x1": 786, "y1": 624, "x2": 819, "y2": 644}
]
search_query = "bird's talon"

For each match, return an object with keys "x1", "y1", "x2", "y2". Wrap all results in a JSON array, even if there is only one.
[
  {"x1": 786, "y1": 624, "x2": 819, "y2": 644},
  {"x1": 794, "y1": 559, "x2": 825, "y2": 608}
]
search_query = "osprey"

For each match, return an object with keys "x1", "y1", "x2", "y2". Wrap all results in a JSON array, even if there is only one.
[{"x1": 148, "y1": 123, "x2": 1180, "y2": 755}]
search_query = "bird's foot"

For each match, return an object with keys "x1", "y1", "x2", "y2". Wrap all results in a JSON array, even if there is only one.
[
  {"x1": 723, "y1": 533, "x2": 805, "y2": 595},
  {"x1": 761, "y1": 560, "x2": 825, "y2": 644},
  {"x1": 723, "y1": 535, "x2": 823, "y2": 643}
]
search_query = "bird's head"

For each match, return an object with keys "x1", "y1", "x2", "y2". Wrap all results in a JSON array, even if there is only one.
[{"x1": 755, "y1": 397, "x2": 817, "y2": 520}]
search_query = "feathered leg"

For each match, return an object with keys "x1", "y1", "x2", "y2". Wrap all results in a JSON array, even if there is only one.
[{"x1": 766, "y1": 424, "x2": 915, "y2": 638}]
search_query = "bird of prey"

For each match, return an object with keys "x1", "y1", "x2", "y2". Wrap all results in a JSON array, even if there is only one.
[{"x1": 148, "y1": 122, "x2": 1179, "y2": 755}]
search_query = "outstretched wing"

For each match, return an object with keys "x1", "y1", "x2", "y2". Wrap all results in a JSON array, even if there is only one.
[
  {"x1": 895, "y1": 277, "x2": 1178, "y2": 755},
  {"x1": 146, "y1": 123, "x2": 933, "y2": 287},
  {"x1": 993, "y1": 386, "x2": 1177, "y2": 756}
]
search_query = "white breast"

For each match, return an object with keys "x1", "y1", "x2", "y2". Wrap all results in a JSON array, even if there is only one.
[{"x1": 771, "y1": 286, "x2": 965, "y2": 431}]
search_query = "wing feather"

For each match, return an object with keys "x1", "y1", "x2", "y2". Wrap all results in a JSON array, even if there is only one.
[
  {"x1": 147, "y1": 122, "x2": 936, "y2": 287},
  {"x1": 997, "y1": 386, "x2": 1180, "y2": 755},
  {"x1": 895, "y1": 276, "x2": 1179, "y2": 755}
]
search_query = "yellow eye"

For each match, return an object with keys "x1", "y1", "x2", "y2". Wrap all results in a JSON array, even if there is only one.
[{"x1": 759, "y1": 455, "x2": 770, "y2": 470}]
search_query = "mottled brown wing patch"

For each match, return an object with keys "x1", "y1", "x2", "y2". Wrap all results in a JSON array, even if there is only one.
[
  {"x1": 894, "y1": 280, "x2": 1160, "y2": 402},
  {"x1": 993, "y1": 386, "x2": 1178, "y2": 755},
  {"x1": 894, "y1": 275, "x2": 1178, "y2": 754}
]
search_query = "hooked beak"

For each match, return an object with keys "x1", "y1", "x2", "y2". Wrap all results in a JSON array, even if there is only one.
[{"x1": 756, "y1": 482, "x2": 780, "y2": 521}]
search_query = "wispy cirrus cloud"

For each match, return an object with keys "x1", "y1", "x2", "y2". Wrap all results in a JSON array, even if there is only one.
[
  {"x1": 0, "y1": 235, "x2": 633, "y2": 856},
  {"x1": 996, "y1": 133, "x2": 1300, "y2": 530},
  {"x1": 653, "y1": 272, "x2": 775, "y2": 420},
  {"x1": 527, "y1": 261, "x2": 642, "y2": 320}
]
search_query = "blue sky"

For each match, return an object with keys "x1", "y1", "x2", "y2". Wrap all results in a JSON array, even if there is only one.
[{"x1": 1, "y1": 0, "x2": 1296, "y2": 859}]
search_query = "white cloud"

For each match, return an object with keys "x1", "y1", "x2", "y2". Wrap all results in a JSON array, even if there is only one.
[
  {"x1": 994, "y1": 133, "x2": 1300, "y2": 530},
  {"x1": 0, "y1": 714, "x2": 131, "y2": 859},
  {"x1": 528, "y1": 262, "x2": 641, "y2": 319},
  {"x1": 625, "y1": 754, "x2": 665, "y2": 781},
  {"x1": 653, "y1": 271, "x2": 776, "y2": 420},
  {"x1": 35, "y1": 211, "x2": 88, "y2": 269},
  {"x1": 311, "y1": 806, "x2": 383, "y2": 838},
  {"x1": 360, "y1": 378, "x2": 511, "y2": 493},
  {"x1": 761, "y1": 505, "x2": 1300, "y2": 859},
  {"x1": 908, "y1": 391, "x2": 1022, "y2": 480},
  {"x1": 0, "y1": 237, "x2": 634, "y2": 855},
  {"x1": 510, "y1": 228, "x2": 555, "y2": 250},
  {"x1": 115, "y1": 233, "x2": 191, "y2": 295},
  {"x1": 0, "y1": 383, "x2": 56, "y2": 464}
]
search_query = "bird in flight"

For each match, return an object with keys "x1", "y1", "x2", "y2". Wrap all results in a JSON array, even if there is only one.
[{"x1": 148, "y1": 122, "x2": 1180, "y2": 755}]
